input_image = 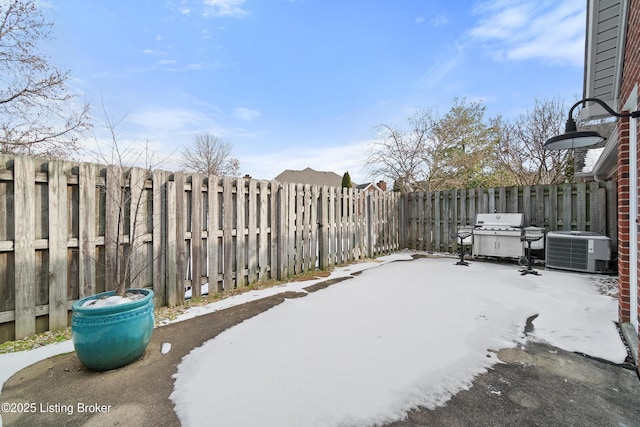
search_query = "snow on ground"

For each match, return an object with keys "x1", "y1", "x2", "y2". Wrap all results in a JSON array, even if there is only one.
[
  {"x1": 0, "y1": 252, "x2": 627, "y2": 427},
  {"x1": 173, "y1": 253, "x2": 412, "y2": 323},
  {"x1": 170, "y1": 256, "x2": 627, "y2": 427},
  {"x1": 0, "y1": 254, "x2": 411, "y2": 405}
]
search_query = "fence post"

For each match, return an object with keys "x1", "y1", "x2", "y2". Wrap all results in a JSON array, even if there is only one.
[
  {"x1": 318, "y1": 186, "x2": 328, "y2": 270},
  {"x1": 153, "y1": 170, "x2": 167, "y2": 305},
  {"x1": 247, "y1": 179, "x2": 258, "y2": 284},
  {"x1": 287, "y1": 183, "x2": 296, "y2": 275},
  {"x1": 367, "y1": 193, "x2": 373, "y2": 258},
  {"x1": 104, "y1": 165, "x2": 122, "y2": 290},
  {"x1": 562, "y1": 183, "x2": 572, "y2": 230},
  {"x1": 13, "y1": 156, "x2": 36, "y2": 339},
  {"x1": 276, "y1": 182, "x2": 288, "y2": 279},
  {"x1": 310, "y1": 185, "x2": 318, "y2": 269},
  {"x1": 269, "y1": 180, "x2": 279, "y2": 280},
  {"x1": 208, "y1": 176, "x2": 221, "y2": 293},
  {"x1": 397, "y1": 193, "x2": 404, "y2": 248},
  {"x1": 191, "y1": 173, "x2": 203, "y2": 297},
  {"x1": 222, "y1": 176, "x2": 234, "y2": 290},
  {"x1": 294, "y1": 184, "x2": 303, "y2": 274},
  {"x1": 47, "y1": 160, "x2": 69, "y2": 331},
  {"x1": 259, "y1": 180, "x2": 270, "y2": 280},
  {"x1": 236, "y1": 177, "x2": 246, "y2": 287},
  {"x1": 165, "y1": 181, "x2": 177, "y2": 307},
  {"x1": 174, "y1": 172, "x2": 187, "y2": 301},
  {"x1": 129, "y1": 167, "x2": 147, "y2": 289},
  {"x1": 78, "y1": 162, "x2": 96, "y2": 299}
]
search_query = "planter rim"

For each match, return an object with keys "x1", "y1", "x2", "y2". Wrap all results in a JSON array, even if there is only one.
[{"x1": 72, "y1": 288, "x2": 154, "y2": 316}]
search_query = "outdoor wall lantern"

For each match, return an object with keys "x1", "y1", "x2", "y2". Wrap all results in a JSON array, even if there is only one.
[{"x1": 543, "y1": 97, "x2": 640, "y2": 150}]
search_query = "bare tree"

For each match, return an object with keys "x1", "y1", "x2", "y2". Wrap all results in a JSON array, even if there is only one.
[
  {"x1": 0, "y1": 0, "x2": 91, "y2": 159},
  {"x1": 366, "y1": 98, "x2": 498, "y2": 191},
  {"x1": 424, "y1": 98, "x2": 498, "y2": 190},
  {"x1": 90, "y1": 107, "x2": 165, "y2": 297},
  {"x1": 366, "y1": 111, "x2": 431, "y2": 191},
  {"x1": 180, "y1": 133, "x2": 240, "y2": 176},
  {"x1": 495, "y1": 98, "x2": 573, "y2": 185}
]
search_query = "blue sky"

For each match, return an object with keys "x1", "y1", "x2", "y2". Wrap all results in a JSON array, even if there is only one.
[{"x1": 41, "y1": 0, "x2": 586, "y2": 183}]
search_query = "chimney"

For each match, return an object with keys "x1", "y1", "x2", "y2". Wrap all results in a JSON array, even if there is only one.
[
  {"x1": 243, "y1": 174, "x2": 252, "y2": 180},
  {"x1": 377, "y1": 180, "x2": 387, "y2": 191}
]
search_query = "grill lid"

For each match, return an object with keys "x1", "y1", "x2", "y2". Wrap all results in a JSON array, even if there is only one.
[{"x1": 475, "y1": 213, "x2": 523, "y2": 229}]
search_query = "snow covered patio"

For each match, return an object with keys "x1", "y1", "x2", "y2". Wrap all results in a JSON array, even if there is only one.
[
  {"x1": 169, "y1": 252, "x2": 629, "y2": 426},
  {"x1": 0, "y1": 252, "x2": 635, "y2": 427}
]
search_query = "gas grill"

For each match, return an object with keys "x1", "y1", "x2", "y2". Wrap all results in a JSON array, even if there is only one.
[{"x1": 472, "y1": 213, "x2": 525, "y2": 258}]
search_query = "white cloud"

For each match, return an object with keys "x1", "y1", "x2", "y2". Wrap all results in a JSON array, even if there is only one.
[
  {"x1": 416, "y1": 16, "x2": 425, "y2": 24},
  {"x1": 240, "y1": 140, "x2": 372, "y2": 182},
  {"x1": 201, "y1": 0, "x2": 249, "y2": 18},
  {"x1": 139, "y1": 49, "x2": 166, "y2": 56},
  {"x1": 83, "y1": 106, "x2": 225, "y2": 169},
  {"x1": 417, "y1": 51, "x2": 462, "y2": 91},
  {"x1": 232, "y1": 107, "x2": 261, "y2": 121},
  {"x1": 127, "y1": 107, "x2": 217, "y2": 135},
  {"x1": 469, "y1": 0, "x2": 585, "y2": 66},
  {"x1": 429, "y1": 14, "x2": 449, "y2": 27},
  {"x1": 155, "y1": 59, "x2": 178, "y2": 66}
]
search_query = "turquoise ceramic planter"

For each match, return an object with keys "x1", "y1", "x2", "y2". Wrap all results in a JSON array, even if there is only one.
[{"x1": 72, "y1": 289, "x2": 154, "y2": 371}]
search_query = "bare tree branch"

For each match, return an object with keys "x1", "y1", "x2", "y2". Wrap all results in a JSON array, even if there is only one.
[
  {"x1": 180, "y1": 133, "x2": 240, "y2": 176},
  {"x1": 495, "y1": 98, "x2": 572, "y2": 185},
  {"x1": 366, "y1": 98, "x2": 498, "y2": 191},
  {"x1": 88, "y1": 103, "x2": 168, "y2": 296},
  {"x1": 0, "y1": 0, "x2": 91, "y2": 159}
]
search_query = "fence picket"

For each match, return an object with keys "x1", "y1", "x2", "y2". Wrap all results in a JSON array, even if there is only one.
[
  {"x1": 236, "y1": 177, "x2": 246, "y2": 287},
  {"x1": 258, "y1": 181, "x2": 269, "y2": 280},
  {"x1": 79, "y1": 163, "x2": 96, "y2": 298},
  {"x1": 207, "y1": 176, "x2": 221, "y2": 293},
  {"x1": 562, "y1": 183, "x2": 572, "y2": 230},
  {"x1": 165, "y1": 181, "x2": 177, "y2": 307},
  {"x1": 190, "y1": 173, "x2": 203, "y2": 298},
  {"x1": 222, "y1": 176, "x2": 234, "y2": 290},
  {"x1": 152, "y1": 170, "x2": 167, "y2": 304},
  {"x1": 309, "y1": 184, "x2": 318, "y2": 269},
  {"x1": 174, "y1": 172, "x2": 187, "y2": 301},
  {"x1": 248, "y1": 179, "x2": 258, "y2": 284},
  {"x1": 318, "y1": 186, "x2": 329, "y2": 270},
  {"x1": 295, "y1": 184, "x2": 304, "y2": 273},
  {"x1": 47, "y1": 160, "x2": 68, "y2": 331},
  {"x1": 129, "y1": 167, "x2": 147, "y2": 289},
  {"x1": 104, "y1": 165, "x2": 121, "y2": 290},
  {"x1": 13, "y1": 157, "x2": 36, "y2": 339}
]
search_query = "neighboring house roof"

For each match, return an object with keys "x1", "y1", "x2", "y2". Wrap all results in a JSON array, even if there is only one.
[
  {"x1": 274, "y1": 167, "x2": 356, "y2": 187},
  {"x1": 355, "y1": 182, "x2": 384, "y2": 192}
]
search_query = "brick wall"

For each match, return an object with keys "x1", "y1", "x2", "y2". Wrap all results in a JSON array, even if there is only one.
[{"x1": 618, "y1": 0, "x2": 640, "y2": 362}]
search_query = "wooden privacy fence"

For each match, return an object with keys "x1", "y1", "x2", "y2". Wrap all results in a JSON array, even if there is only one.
[
  {"x1": 0, "y1": 155, "x2": 399, "y2": 342},
  {"x1": 399, "y1": 181, "x2": 617, "y2": 253}
]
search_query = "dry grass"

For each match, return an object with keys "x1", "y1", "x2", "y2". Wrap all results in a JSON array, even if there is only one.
[{"x1": 0, "y1": 268, "x2": 344, "y2": 354}]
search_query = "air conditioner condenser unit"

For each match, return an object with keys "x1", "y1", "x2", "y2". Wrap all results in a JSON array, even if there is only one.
[{"x1": 545, "y1": 231, "x2": 611, "y2": 273}]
